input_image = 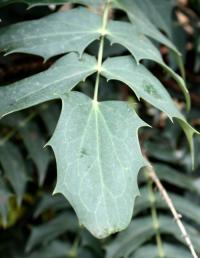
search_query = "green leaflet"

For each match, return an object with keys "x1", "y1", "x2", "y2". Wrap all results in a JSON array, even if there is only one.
[
  {"x1": 135, "y1": 187, "x2": 200, "y2": 224},
  {"x1": 0, "y1": 140, "x2": 28, "y2": 205},
  {"x1": 48, "y1": 91, "x2": 147, "y2": 238},
  {"x1": 131, "y1": 244, "x2": 191, "y2": 258},
  {"x1": 16, "y1": 241, "x2": 71, "y2": 258},
  {"x1": 102, "y1": 56, "x2": 181, "y2": 119},
  {"x1": 26, "y1": 212, "x2": 78, "y2": 252},
  {"x1": 107, "y1": 21, "x2": 164, "y2": 65},
  {"x1": 0, "y1": 0, "x2": 104, "y2": 8},
  {"x1": 39, "y1": 104, "x2": 60, "y2": 136},
  {"x1": 0, "y1": 8, "x2": 101, "y2": 59},
  {"x1": 140, "y1": 164, "x2": 196, "y2": 192},
  {"x1": 105, "y1": 215, "x2": 200, "y2": 258},
  {"x1": 113, "y1": 0, "x2": 178, "y2": 55},
  {"x1": 19, "y1": 121, "x2": 51, "y2": 185},
  {"x1": 0, "y1": 179, "x2": 13, "y2": 227},
  {"x1": 132, "y1": 0, "x2": 174, "y2": 37},
  {"x1": 0, "y1": 53, "x2": 96, "y2": 117},
  {"x1": 34, "y1": 193, "x2": 68, "y2": 218},
  {"x1": 106, "y1": 24, "x2": 190, "y2": 110},
  {"x1": 101, "y1": 56, "x2": 199, "y2": 164}
]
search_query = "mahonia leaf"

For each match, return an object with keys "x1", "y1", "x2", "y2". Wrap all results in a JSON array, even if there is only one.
[
  {"x1": 19, "y1": 121, "x2": 51, "y2": 185},
  {"x1": 107, "y1": 21, "x2": 164, "y2": 65},
  {"x1": 133, "y1": 0, "x2": 174, "y2": 37},
  {"x1": 132, "y1": 244, "x2": 191, "y2": 258},
  {"x1": 26, "y1": 212, "x2": 78, "y2": 252},
  {"x1": 0, "y1": 8, "x2": 101, "y2": 59},
  {"x1": 47, "y1": 91, "x2": 147, "y2": 238},
  {"x1": 106, "y1": 22, "x2": 190, "y2": 110},
  {"x1": 101, "y1": 56, "x2": 199, "y2": 163},
  {"x1": 1, "y1": 112, "x2": 52, "y2": 185},
  {"x1": 135, "y1": 187, "x2": 200, "y2": 224},
  {"x1": 0, "y1": 140, "x2": 28, "y2": 205},
  {"x1": 16, "y1": 241, "x2": 70, "y2": 258},
  {"x1": 113, "y1": 0, "x2": 179, "y2": 55},
  {"x1": 0, "y1": 53, "x2": 96, "y2": 117},
  {"x1": 34, "y1": 193, "x2": 67, "y2": 218},
  {"x1": 0, "y1": 179, "x2": 13, "y2": 227},
  {"x1": 114, "y1": 0, "x2": 188, "y2": 100}
]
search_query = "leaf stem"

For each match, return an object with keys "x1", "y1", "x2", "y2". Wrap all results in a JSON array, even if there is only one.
[
  {"x1": 147, "y1": 178, "x2": 165, "y2": 258},
  {"x1": 93, "y1": 0, "x2": 111, "y2": 102}
]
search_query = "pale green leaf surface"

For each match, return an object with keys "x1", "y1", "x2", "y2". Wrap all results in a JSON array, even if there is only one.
[
  {"x1": 0, "y1": 141, "x2": 28, "y2": 205},
  {"x1": 102, "y1": 56, "x2": 199, "y2": 163},
  {"x1": 102, "y1": 56, "x2": 182, "y2": 120},
  {"x1": 131, "y1": 243, "x2": 191, "y2": 258},
  {"x1": 113, "y1": 0, "x2": 178, "y2": 55},
  {"x1": 105, "y1": 24, "x2": 190, "y2": 109},
  {"x1": 113, "y1": 0, "x2": 187, "y2": 87},
  {"x1": 107, "y1": 20, "x2": 164, "y2": 65},
  {"x1": 48, "y1": 91, "x2": 147, "y2": 238},
  {"x1": 0, "y1": 8, "x2": 101, "y2": 59},
  {"x1": 134, "y1": 0, "x2": 173, "y2": 37},
  {"x1": 0, "y1": 53, "x2": 96, "y2": 117}
]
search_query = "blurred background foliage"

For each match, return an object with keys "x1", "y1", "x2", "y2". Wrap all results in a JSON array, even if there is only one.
[{"x1": 0, "y1": 0, "x2": 200, "y2": 257}]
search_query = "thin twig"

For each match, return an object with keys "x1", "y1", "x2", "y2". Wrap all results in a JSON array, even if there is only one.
[
  {"x1": 147, "y1": 178, "x2": 165, "y2": 258},
  {"x1": 147, "y1": 165, "x2": 199, "y2": 258}
]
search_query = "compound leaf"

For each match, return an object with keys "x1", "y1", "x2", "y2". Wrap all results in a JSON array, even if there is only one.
[{"x1": 48, "y1": 91, "x2": 147, "y2": 238}]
